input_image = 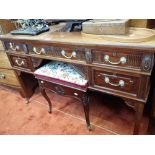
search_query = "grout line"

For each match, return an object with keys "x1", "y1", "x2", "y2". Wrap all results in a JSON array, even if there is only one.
[{"x1": 32, "y1": 99, "x2": 119, "y2": 135}]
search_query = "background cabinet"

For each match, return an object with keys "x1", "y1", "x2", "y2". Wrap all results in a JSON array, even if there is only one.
[{"x1": 0, "y1": 20, "x2": 37, "y2": 99}]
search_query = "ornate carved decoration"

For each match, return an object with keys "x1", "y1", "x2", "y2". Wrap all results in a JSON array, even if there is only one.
[
  {"x1": 124, "y1": 99, "x2": 136, "y2": 111},
  {"x1": 85, "y1": 48, "x2": 92, "y2": 63},
  {"x1": 54, "y1": 85, "x2": 65, "y2": 95},
  {"x1": 22, "y1": 44, "x2": 29, "y2": 54},
  {"x1": 141, "y1": 54, "x2": 154, "y2": 72},
  {"x1": 82, "y1": 95, "x2": 89, "y2": 106}
]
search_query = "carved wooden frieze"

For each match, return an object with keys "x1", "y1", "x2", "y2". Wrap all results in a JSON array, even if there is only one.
[
  {"x1": 141, "y1": 54, "x2": 154, "y2": 72},
  {"x1": 85, "y1": 48, "x2": 92, "y2": 63}
]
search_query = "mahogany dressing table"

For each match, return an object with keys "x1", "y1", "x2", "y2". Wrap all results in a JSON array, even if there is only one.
[{"x1": 0, "y1": 31, "x2": 155, "y2": 134}]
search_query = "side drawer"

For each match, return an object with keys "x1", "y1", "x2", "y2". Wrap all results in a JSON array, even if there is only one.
[
  {"x1": 8, "y1": 55, "x2": 34, "y2": 71},
  {"x1": 38, "y1": 79, "x2": 85, "y2": 99},
  {"x1": 4, "y1": 41, "x2": 28, "y2": 53},
  {"x1": 0, "y1": 68, "x2": 20, "y2": 86},
  {"x1": 92, "y1": 49, "x2": 154, "y2": 72},
  {"x1": 92, "y1": 67, "x2": 143, "y2": 97}
]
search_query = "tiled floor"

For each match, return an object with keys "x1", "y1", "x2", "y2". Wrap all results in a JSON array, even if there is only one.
[{"x1": 0, "y1": 85, "x2": 149, "y2": 134}]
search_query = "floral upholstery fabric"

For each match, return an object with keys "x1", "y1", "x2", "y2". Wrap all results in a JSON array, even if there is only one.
[{"x1": 34, "y1": 61, "x2": 88, "y2": 86}]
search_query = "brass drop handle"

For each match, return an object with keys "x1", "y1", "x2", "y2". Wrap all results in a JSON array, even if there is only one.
[
  {"x1": 9, "y1": 43, "x2": 19, "y2": 51},
  {"x1": 0, "y1": 73, "x2": 5, "y2": 79},
  {"x1": 33, "y1": 47, "x2": 45, "y2": 55},
  {"x1": 15, "y1": 58, "x2": 25, "y2": 66},
  {"x1": 61, "y1": 50, "x2": 76, "y2": 59},
  {"x1": 104, "y1": 55, "x2": 127, "y2": 65},
  {"x1": 104, "y1": 76, "x2": 125, "y2": 87}
]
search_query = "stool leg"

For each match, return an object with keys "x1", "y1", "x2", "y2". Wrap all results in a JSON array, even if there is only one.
[
  {"x1": 40, "y1": 88, "x2": 52, "y2": 113},
  {"x1": 82, "y1": 95, "x2": 92, "y2": 130}
]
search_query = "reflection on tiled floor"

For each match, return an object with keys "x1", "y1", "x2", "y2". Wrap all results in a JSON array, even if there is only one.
[{"x1": 0, "y1": 85, "x2": 149, "y2": 134}]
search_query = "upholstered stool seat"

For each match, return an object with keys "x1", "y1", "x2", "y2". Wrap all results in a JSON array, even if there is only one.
[{"x1": 34, "y1": 61, "x2": 91, "y2": 130}]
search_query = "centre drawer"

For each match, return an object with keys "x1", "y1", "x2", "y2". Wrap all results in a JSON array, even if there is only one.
[
  {"x1": 28, "y1": 44, "x2": 86, "y2": 62},
  {"x1": 38, "y1": 79, "x2": 86, "y2": 99},
  {"x1": 92, "y1": 67, "x2": 142, "y2": 96}
]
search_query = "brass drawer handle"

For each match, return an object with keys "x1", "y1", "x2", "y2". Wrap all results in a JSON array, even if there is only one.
[
  {"x1": 9, "y1": 43, "x2": 19, "y2": 51},
  {"x1": 104, "y1": 55, "x2": 127, "y2": 65},
  {"x1": 61, "y1": 50, "x2": 76, "y2": 59},
  {"x1": 33, "y1": 47, "x2": 45, "y2": 55},
  {"x1": 0, "y1": 73, "x2": 5, "y2": 79},
  {"x1": 104, "y1": 76, "x2": 125, "y2": 87},
  {"x1": 15, "y1": 59, "x2": 25, "y2": 66}
]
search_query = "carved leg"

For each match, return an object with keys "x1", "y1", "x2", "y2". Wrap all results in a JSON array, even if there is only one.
[
  {"x1": 133, "y1": 103, "x2": 144, "y2": 135},
  {"x1": 40, "y1": 88, "x2": 52, "y2": 113},
  {"x1": 82, "y1": 94, "x2": 92, "y2": 131}
]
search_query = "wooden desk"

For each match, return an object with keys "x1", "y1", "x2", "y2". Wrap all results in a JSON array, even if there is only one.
[{"x1": 1, "y1": 31, "x2": 155, "y2": 134}]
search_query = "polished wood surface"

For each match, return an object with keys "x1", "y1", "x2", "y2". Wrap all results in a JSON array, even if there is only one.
[
  {"x1": 1, "y1": 30, "x2": 155, "y2": 134},
  {"x1": 0, "y1": 68, "x2": 20, "y2": 86},
  {"x1": 0, "y1": 41, "x2": 4, "y2": 50},
  {"x1": 1, "y1": 31, "x2": 155, "y2": 50}
]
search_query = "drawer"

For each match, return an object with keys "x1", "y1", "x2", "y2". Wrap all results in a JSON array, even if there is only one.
[
  {"x1": 92, "y1": 49, "x2": 143, "y2": 69},
  {"x1": 38, "y1": 79, "x2": 85, "y2": 99},
  {"x1": 4, "y1": 41, "x2": 28, "y2": 53},
  {"x1": 0, "y1": 51, "x2": 11, "y2": 68},
  {"x1": 92, "y1": 68, "x2": 141, "y2": 96},
  {"x1": 28, "y1": 44, "x2": 86, "y2": 62},
  {"x1": 8, "y1": 55, "x2": 34, "y2": 71},
  {"x1": 0, "y1": 68, "x2": 20, "y2": 86}
]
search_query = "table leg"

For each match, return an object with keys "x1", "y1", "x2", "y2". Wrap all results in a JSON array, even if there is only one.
[
  {"x1": 40, "y1": 88, "x2": 52, "y2": 113},
  {"x1": 82, "y1": 95, "x2": 92, "y2": 130},
  {"x1": 133, "y1": 102, "x2": 144, "y2": 135}
]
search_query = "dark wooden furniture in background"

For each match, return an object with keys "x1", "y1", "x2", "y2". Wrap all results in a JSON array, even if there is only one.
[
  {"x1": 130, "y1": 19, "x2": 155, "y2": 28},
  {"x1": 0, "y1": 20, "x2": 37, "y2": 102},
  {"x1": 0, "y1": 31, "x2": 155, "y2": 134}
]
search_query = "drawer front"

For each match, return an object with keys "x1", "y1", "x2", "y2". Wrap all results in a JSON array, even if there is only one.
[
  {"x1": 0, "y1": 68, "x2": 20, "y2": 86},
  {"x1": 4, "y1": 41, "x2": 28, "y2": 53},
  {"x1": 92, "y1": 49, "x2": 143, "y2": 69},
  {"x1": 38, "y1": 79, "x2": 85, "y2": 99},
  {"x1": 28, "y1": 44, "x2": 86, "y2": 62},
  {"x1": 0, "y1": 51, "x2": 11, "y2": 68},
  {"x1": 9, "y1": 55, "x2": 33, "y2": 71},
  {"x1": 92, "y1": 68, "x2": 141, "y2": 96}
]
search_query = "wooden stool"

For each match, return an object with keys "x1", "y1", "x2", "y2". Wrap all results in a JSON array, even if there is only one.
[{"x1": 34, "y1": 61, "x2": 91, "y2": 130}]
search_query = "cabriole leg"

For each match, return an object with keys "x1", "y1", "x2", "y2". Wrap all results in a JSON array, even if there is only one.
[
  {"x1": 40, "y1": 87, "x2": 52, "y2": 113},
  {"x1": 82, "y1": 94, "x2": 92, "y2": 131}
]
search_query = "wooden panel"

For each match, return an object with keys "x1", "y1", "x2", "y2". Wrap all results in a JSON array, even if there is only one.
[
  {"x1": 28, "y1": 43, "x2": 86, "y2": 62},
  {"x1": 0, "y1": 68, "x2": 20, "y2": 86},
  {"x1": 130, "y1": 19, "x2": 155, "y2": 28},
  {"x1": 8, "y1": 55, "x2": 34, "y2": 72},
  {"x1": 38, "y1": 79, "x2": 85, "y2": 99},
  {"x1": 92, "y1": 49, "x2": 142, "y2": 69},
  {"x1": 0, "y1": 19, "x2": 16, "y2": 34},
  {"x1": 92, "y1": 67, "x2": 141, "y2": 96},
  {"x1": 0, "y1": 51, "x2": 11, "y2": 68},
  {"x1": 0, "y1": 41, "x2": 4, "y2": 50}
]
